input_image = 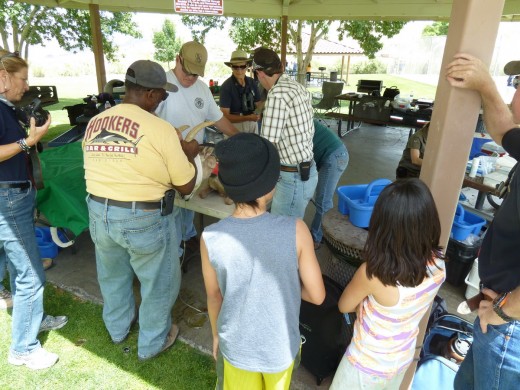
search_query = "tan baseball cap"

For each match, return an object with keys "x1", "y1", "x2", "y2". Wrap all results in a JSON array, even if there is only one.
[
  {"x1": 504, "y1": 61, "x2": 520, "y2": 76},
  {"x1": 179, "y1": 41, "x2": 208, "y2": 77}
]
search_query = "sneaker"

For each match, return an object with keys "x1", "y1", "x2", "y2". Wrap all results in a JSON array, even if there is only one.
[
  {"x1": 138, "y1": 324, "x2": 179, "y2": 361},
  {"x1": 0, "y1": 289, "x2": 13, "y2": 310},
  {"x1": 8, "y1": 347, "x2": 58, "y2": 370},
  {"x1": 39, "y1": 314, "x2": 68, "y2": 333}
]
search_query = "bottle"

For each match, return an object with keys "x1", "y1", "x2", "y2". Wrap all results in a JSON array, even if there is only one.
[
  {"x1": 104, "y1": 101, "x2": 111, "y2": 110},
  {"x1": 469, "y1": 157, "x2": 480, "y2": 178}
]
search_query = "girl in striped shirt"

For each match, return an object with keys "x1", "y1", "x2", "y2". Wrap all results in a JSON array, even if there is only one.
[{"x1": 330, "y1": 178, "x2": 445, "y2": 390}]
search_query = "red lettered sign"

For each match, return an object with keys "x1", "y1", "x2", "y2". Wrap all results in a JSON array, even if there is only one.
[{"x1": 174, "y1": 0, "x2": 224, "y2": 15}]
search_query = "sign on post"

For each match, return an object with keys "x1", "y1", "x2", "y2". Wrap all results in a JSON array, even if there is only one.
[{"x1": 174, "y1": 0, "x2": 223, "y2": 15}]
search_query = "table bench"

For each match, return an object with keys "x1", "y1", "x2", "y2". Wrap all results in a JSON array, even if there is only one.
[{"x1": 327, "y1": 93, "x2": 430, "y2": 137}]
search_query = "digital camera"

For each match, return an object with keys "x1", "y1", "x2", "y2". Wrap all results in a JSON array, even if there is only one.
[{"x1": 17, "y1": 98, "x2": 49, "y2": 127}]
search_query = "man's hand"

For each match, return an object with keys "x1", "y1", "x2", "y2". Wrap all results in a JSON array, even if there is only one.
[
  {"x1": 181, "y1": 139, "x2": 199, "y2": 160},
  {"x1": 26, "y1": 115, "x2": 51, "y2": 147},
  {"x1": 249, "y1": 113, "x2": 260, "y2": 122},
  {"x1": 445, "y1": 53, "x2": 495, "y2": 93},
  {"x1": 478, "y1": 288, "x2": 507, "y2": 333}
]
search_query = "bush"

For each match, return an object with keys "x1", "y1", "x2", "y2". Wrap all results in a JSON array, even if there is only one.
[
  {"x1": 32, "y1": 66, "x2": 45, "y2": 77},
  {"x1": 351, "y1": 60, "x2": 387, "y2": 74}
]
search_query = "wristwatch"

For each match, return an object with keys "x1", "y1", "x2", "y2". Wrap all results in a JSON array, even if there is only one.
[{"x1": 493, "y1": 292, "x2": 516, "y2": 323}]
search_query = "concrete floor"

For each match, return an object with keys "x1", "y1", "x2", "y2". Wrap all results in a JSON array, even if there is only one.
[{"x1": 45, "y1": 120, "x2": 487, "y2": 389}]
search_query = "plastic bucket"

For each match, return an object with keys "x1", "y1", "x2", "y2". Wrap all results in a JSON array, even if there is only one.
[
  {"x1": 38, "y1": 240, "x2": 58, "y2": 259},
  {"x1": 451, "y1": 204, "x2": 486, "y2": 241},
  {"x1": 343, "y1": 179, "x2": 391, "y2": 228}
]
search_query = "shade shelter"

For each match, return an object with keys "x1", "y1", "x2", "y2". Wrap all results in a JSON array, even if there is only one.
[
  {"x1": 286, "y1": 31, "x2": 363, "y2": 84},
  {"x1": 12, "y1": 0, "x2": 520, "y2": 388}
]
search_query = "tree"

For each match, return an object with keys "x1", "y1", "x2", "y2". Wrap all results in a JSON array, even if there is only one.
[
  {"x1": 0, "y1": 1, "x2": 141, "y2": 61},
  {"x1": 153, "y1": 19, "x2": 182, "y2": 68},
  {"x1": 422, "y1": 22, "x2": 449, "y2": 36},
  {"x1": 181, "y1": 15, "x2": 405, "y2": 84}
]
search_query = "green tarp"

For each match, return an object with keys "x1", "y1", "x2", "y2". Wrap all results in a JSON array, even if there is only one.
[{"x1": 36, "y1": 142, "x2": 88, "y2": 236}]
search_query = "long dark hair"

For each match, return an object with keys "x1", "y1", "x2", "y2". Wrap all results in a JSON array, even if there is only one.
[{"x1": 364, "y1": 178, "x2": 444, "y2": 287}]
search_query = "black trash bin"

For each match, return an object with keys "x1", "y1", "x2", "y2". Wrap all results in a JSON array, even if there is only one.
[
  {"x1": 330, "y1": 71, "x2": 338, "y2": 82},
  {"x1": 445, "y1": 237, "x2": 481, "y2": 286}
]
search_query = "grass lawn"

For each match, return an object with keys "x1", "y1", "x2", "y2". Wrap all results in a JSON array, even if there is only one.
[
  {"x1": 42, "y1": 98, "x2": 85, "y2": 143},
  {"x1": 307, "y1": 73, "x2": 438, "y2": 102},
  {"x1": 41, "y1": 73, "x2": 437, "y2": 143},
  {"x1": 0, "y1": 284, "x2": 216, "y2": 390}
]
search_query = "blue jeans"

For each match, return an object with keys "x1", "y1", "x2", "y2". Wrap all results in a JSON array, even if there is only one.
[
  {"x1": 0, "y1": 246, "x2": 6, "y2": 290},
  {"x1": 0, "y1": 183, "x2": 45, "y2": 356},
  {"x1": 310, "y1": 145, "x2": 349, "y2": 243},
  {"x1": 87, "y1": 197, "x2": 181, "y2": 359},
  {"x1": 271, "y1": 163, "x2": 318, "y2": 219},
  {"x1": 172, "y1": 207, "x2": 197, "y2": 257},
  {"x1": 455, "y1": 317, "x2": 520, "y2": 390}
]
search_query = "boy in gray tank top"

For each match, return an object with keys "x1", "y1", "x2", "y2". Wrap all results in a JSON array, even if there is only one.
[{"x1": 201, "y1": 133, "x2": 325, "y2": 389}]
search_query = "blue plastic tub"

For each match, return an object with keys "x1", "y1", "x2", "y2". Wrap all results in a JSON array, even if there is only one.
[
  {"x1": 451, "y1": 204, "x2": 486, "y2": 241},
  {"x1": 469, "y1": 137, "x2": 492, "y2": 159},
  {"x1": 35, "y1": 226, "x2": 52, "y2": 242},
  {"x1": 35, "y1": 226, "x2": 64, "y2": 259},
  {"x1": 337, "y1": 178, "x2": 392, "y2": 228},
  {"x1": 38, "y1": 240, "x2": 58, "y2": 259}
]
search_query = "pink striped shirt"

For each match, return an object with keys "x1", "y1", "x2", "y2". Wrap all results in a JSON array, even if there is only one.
[{"x1": 346, "y1": 259, "x2": 445, "y2": 379}]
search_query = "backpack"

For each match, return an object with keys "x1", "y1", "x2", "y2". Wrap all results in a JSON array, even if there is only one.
[
  {"x1": 412, "y1": 314, "x2": 474, "y2": 390},
  {"x1": 299, "y1": 275, "x2": 352, "y2": 385}
]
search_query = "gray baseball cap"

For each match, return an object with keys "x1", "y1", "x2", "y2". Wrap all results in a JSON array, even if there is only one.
[{"x1": 125, "y1": 60, "x2": 178, "y2": 92}]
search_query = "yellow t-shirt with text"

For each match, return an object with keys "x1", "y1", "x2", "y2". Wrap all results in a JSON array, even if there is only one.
[{"x1": 82, "y1": 103, "x2": 195, "y2": 201}]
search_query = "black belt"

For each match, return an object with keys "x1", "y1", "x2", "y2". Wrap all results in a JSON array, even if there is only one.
[
  {"x1": 0, "y1": 181, "x2": 30, "y2": 189},
  {"x1": 90, "y1": 195, "x2": 161, "y2": 210},
  {"x1": 280, "y1": 165, "x2": 298, "y2": 173}
]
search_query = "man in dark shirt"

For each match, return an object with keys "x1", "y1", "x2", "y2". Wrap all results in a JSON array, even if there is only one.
[{"x1": 446, "y1": 54, "x2": 520, "y2": 390}]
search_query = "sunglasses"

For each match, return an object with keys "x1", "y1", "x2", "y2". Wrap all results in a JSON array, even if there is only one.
[
  {"x1": 251, "y1": 60, "x2": 264, "y2": 72},
  {"x1": 179, "y1": 57, "x2": 199, "y2": 78},
  {"x1": 231, "y1": 65, "x2": 248, "y2": 70}
]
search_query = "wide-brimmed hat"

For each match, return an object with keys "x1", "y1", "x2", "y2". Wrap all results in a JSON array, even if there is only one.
[
  {"x1": 504, "y1": 61, "x2": 520, "y2": 75},
  {"x1": 224, "y1": 49, "x2": 253, "y2": 67},
  {"x1": 215, "y1": 133, "x2": 280, "y2": 203}
]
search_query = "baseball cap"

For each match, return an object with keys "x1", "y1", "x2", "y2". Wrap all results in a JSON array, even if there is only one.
[
  {"x1": 125, "y1": 60, "x2": 178, "y2": 92},
  {"x1": 179, "y1": 41, "x2": 208, "y2": 77},
  {"x1": 504, "y1": 61, "x2": 520, "y2": 75},
  {"x1": 252, "y1": 47, "x2": 282, "y2": 74}
]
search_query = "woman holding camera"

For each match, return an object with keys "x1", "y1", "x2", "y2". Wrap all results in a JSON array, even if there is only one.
[
  {"x1": 219, "y1": 49, "x2": 263, "y2": 133},
  {"x1": 0, "y1": 50, "x2": 67, "y2": 369}
]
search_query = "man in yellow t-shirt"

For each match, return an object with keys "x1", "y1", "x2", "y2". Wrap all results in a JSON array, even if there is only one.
[{"x1": 83, "y1": 60, "x2": 199, "y2": 360}]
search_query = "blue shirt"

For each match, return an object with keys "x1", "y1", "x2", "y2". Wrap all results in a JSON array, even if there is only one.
[
  {"x1": 0, "y1": 100, "x2": 29, "y2": 182},
  {"x1": 219, "y1": 75, "x2": 260, "y2": 115}
]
